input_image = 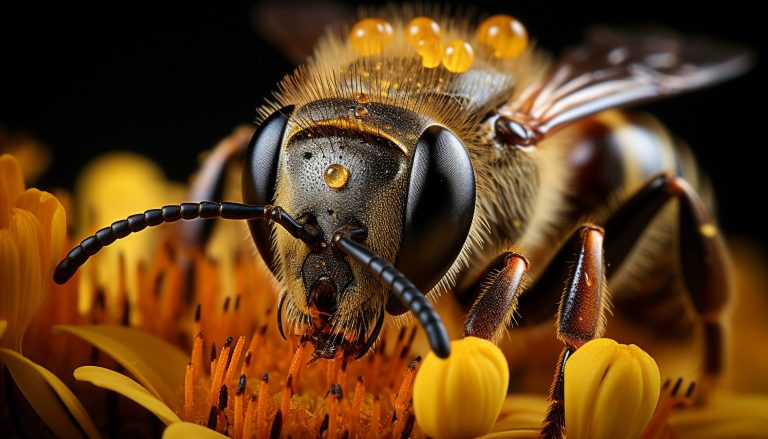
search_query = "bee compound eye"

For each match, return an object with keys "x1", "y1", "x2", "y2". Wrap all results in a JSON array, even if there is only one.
[
  {"x1": 243, "y1": 105, "x2": 295, "y2": 274},
  {"x1": 394, "y1": 125, "x2": 476, "y2": 300}
]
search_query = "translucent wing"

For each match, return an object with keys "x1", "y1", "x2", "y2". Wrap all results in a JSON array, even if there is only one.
[
  {"x1": 252, "y1": 1, "x2": 354, "y2": 63},
  {"x1": 502, "y1": 27, "x2": 753, "y2": 143}
]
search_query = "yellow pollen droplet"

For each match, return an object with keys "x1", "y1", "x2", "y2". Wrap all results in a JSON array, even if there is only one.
[
  {"x1": 349, "y1": 18, "x2": 394, "y2": 56},
  {"x1": 476, "y1": 14, "x2": 528, "y2": 59},
  {"x1": 324, "y1": 164, "x2": 350, "y2": 190},
  {"x1": 416, "y1": 37, "x2": 442, "y2": 68},
  {"x1": 442, "y1": 39, "x2": 475, "y2": 73},
  {"x1": 405, "y1": 17, "x2": 441, "y2": 45},
  {"x1": 355, "y1": 92, "x2": 369, "y2": 104}
]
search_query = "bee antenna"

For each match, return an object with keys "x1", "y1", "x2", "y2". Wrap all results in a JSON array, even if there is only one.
[
  {"x1": 332, "y1": 232, "x2": 451, "y2": 358},
  {"x1": 53, "y1": 201, "x2": 318, "y2": 284}
]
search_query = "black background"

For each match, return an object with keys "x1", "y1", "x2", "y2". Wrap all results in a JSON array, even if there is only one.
[{"x1": 2, "y1": 1, "x2": 765, "y2": 246}]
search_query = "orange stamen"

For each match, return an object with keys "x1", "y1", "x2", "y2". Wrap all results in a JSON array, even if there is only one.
[
  {"x1": 394, "y1": 357, "x2": 421, "y2": 422},
  {"x1": 281, "y1": 374, "x2": 293, "y2": 420},
  {"x1": 193, "y1": 303, "x2": 202, "y2": 338},
  {"x1": 641, "y1": 379, "x2": 696, "y2": 439},
  {"x1": 327, "y1": 357, "x2": 342, "y2": 389},
  {"x1": 370, "y1": 396, "x2": 381, "y2": 437},
  {"x1": 209, "y1": 337, "x2": 233, "y2": 406},
  {"x1": 209, "y1": 342, "x2": 217, "y2": 382},
  {"x1": 244, "y1": 324, "x2": 266, "y2": 378},
  {"x1": 184, "y1": 363, "x2": 194, "y2": 420},
  {"x1": 158, "y1": 262, "x2": 183, "y2": 340},
  {"x1": 369, "y1": 338, "x2": 386, "y2": 392},
  {"x1": 337, "y1": 359, "x2": 348, "y2": 395},
  {"x1": 224, "y1": 336, "x2": 246, "y2": 387},
  {"x1": 256, "y1": 373, "x2": 269, "y2": 438},
  {"x1": 191, "y1": 332, "x2": 204, "y2": 382},
  {"x1": 385, "y1": 328, "x2": 414, "y2": 388},
  {"x1": 242, "y1": 350, "x2": 252, "y2": 381},
  {"x1": 288, "y1": 338, "x2": 308, "y2": 392},
  {"x1": 391, "y1": 411, "x2": 415, "y2": 439},
  {"x1": 348, "y1": 376, "x2": 365, "y2": 438},
  {"x1": 220, "y1": 296, "x2": 232, "y2": 341},
  {"x1": 243, "y1": 394, "x2": 257, "y2": 439},
  {"x1": 328, "y1": 384, "x2": 342, "y2": 439},
  {"x1": 234, "y1": 375, "x2": 246, "y2": 439}
]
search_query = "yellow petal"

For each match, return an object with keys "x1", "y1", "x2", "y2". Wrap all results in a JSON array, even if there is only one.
[
  {"x1": 591, "y1": 347, "x2": 644, "y2": 437},
  {"x1": 668, "y1": 393, "x2": 768, "y2": 438},
  {"x1": 564, "y1": 338, "x2": 617, "y2": 436},
  {"x1": 0, "y1": 231, "x2": 20, "y2": 348},
  {"x1": 7, "y1": 209, "x2": 43, "y2": 351},
  {"x1": 55, "y1": 325, "x2": 189, "y2": 409},
  {"x1": 0, "y1": 154, "x2": 25, "y2": 228},
  {"x1": 0, "y1": 347, "x2": 101, "y2": 439},
  {"x1": 163, "y1": 422, "x2": 229, "y2": 439},
  {"x1": 74, "y1": 153, "x2": 184, "y2": 321},
  {"x1": 0, "y1": 320, "x2": 6, "y2": 338},
  {"x1": 565, "y1": 338, "x2": 660, "y2": 439},
  {"x1": 74, "y1": 366, "x2": 181, "y2": 426},
  {"x1": 491, "y1": 394, "x2": 547, "y2": 434},
  {"x1": 15, "y1": 188, "x2": 66, "y2": 273},
  {"x1": 414, "y1": 337, "x2": 509, "y2": 439}
]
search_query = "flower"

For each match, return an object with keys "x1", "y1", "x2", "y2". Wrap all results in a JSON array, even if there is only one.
[
  {"x1": 413, "y1": 337, "x2": 509, "y2": 438},
  {"x1": 0, "y1": 154, "x2": 66, "y2": 351},
  {"x1": 0, "y1": 154, "x2": 99, "y2": 439},
  {"x1": 64, "y1": 266, "x2": 430, "y2": 438}
]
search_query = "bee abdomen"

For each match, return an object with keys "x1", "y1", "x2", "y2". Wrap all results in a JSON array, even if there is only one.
[{"x1": 564, "y1": 110, "x2": 709, "y2": 221}]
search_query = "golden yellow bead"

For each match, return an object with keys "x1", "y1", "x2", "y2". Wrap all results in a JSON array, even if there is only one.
[
  {"x1": 323, "y1": 163, "x2": 350, "y2": 190},
  {"x1": 416, "y1": 37, "x2": 442, "y2": 68},
  {"x1": 349, "y1": 18, "x2": 394, "y2": 56},
  {"x1": 476, "y1": 14, "x2": 528, "y2": 59},
  {"x1": 404, "y1": 17, "x2": 441, "y2": 45},
  {"x1": 442, "y1": 39, "x2": 475, "y2": 73},
  {"x1": 413, "y1": 337, "x2": 508, "y2": 439}
]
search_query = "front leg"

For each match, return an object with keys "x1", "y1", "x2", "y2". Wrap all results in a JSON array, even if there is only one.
[
  {"x1": 540, "y1": 225, "x2": 609, "y2": 439},
  {"x1": 464, "y1": 252, "x2": 529, "y2": 341}
]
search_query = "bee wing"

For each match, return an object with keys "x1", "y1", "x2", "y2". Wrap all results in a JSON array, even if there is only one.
[
  {"x1": 507, "y1": 27, "x2": 753, "y2": 139},
  {"x1": 252, "y1": 1, "x2": 355, "y2": 63}
]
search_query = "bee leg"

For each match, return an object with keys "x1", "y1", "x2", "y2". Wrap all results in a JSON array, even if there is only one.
[
  {"x1": 601, "y1": 173, "x2": 731, "y2": 400},
  {"x1": 541, "y1": 225, "x2": 608, "y2": 439},
  {"x1": 179, "y1": 127, "x2": 253, "y2": 248},
  {"x1": 463, "y1": 252, "x2": 530, "y2": 341}
]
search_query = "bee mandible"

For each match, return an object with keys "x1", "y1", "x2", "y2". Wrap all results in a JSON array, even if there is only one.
[{"x1": 53, "y1": 10, "x2": 751, "y2": 437}]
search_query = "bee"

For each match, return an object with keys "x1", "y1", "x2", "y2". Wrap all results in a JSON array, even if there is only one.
[{"x1": 53, "y1": 9, "x2": 751, "y2": 437}]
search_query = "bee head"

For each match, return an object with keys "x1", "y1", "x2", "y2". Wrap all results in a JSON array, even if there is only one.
[{"x1": 243, "y1": 99, "x2": 474, "y2": 359}]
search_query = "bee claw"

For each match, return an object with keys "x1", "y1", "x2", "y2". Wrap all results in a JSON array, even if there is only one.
[{"x1": 355, "y1": 309, "x2": 385, "y2": 360}]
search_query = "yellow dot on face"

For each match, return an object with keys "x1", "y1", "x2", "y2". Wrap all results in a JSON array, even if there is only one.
[
  {"x1": 323, "y1": 163, "x2": 350, "y2": 190},
  {"x1": 349, "y1": 18, "x2": 394, "y2": 56},
  {"x1": 476, "y1": 14, "x2": 528, "y2": 59},
  {"x1": 405, "y1": 17, "x2": 441, "y2": 45},
  {"x1": 442, "y1": 39, "x2": 475, "y2": 73}
]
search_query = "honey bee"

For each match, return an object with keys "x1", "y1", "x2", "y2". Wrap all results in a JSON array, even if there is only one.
[{"x1": 53, "y1": 9, "x2": 751, "y2": 437}]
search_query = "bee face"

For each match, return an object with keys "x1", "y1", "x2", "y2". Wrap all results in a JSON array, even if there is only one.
[
  {"x1": 279, "y1": 109, "x2": 410, "y2": 358},
  {"x1": 243, "y1": 98, "x2": 476, "y2": 358}
]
